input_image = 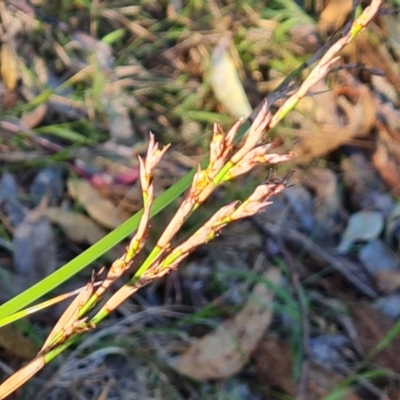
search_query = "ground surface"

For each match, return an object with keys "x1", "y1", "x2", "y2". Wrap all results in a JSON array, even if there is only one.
[{"x1": 1, "y1": 1, "x2": 400, "y2": 399}]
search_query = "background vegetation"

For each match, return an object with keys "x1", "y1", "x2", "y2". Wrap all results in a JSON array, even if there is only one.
[{"x1": 0, "y1": 0, "x2": 399, "y2": 399}]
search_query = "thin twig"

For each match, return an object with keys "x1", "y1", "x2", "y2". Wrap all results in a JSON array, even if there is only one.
[
  {"x1": 278, "y1": 239, "x2": 310, "y2": 400},
  {"x1": 283, "y1": 228, "x2": 378, "y2": 299},
  {"x1": 250, "y1": 217, "x2": 310, "y2": 400}
]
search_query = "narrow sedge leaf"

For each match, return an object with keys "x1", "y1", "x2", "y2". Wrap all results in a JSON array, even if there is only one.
[{"x1": 0, "y1": 285, "x2": 99, "y2": 329}]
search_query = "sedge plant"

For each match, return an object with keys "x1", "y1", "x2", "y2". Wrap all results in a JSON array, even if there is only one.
[{"x1": 0, "y1": 0, "x2": 383, "y2": 397}]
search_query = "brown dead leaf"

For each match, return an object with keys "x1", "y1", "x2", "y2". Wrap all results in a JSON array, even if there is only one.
[
  {"x1": 306, "y1": 363, "x2": 362, "y2": 400},
  {"x1": 253, "y1": 335, "x2": 297, "y2": 397},
  {"x1": 41, "y1": 207, "x2": 125, "y2": 260},
  {"x1": 174, "y1": 268, "x2": 281, "y2": 380},
  {"x1": 67, "y1": 179, "x2": 125, "y2": 229},
  {"x1": 254, "y1": 335, "x2": 361, "y2": 400},
  {"x1": 0, "y1": 325, "x2": 39, "y2": 360},
  {"x1": 42, "y1": 207, "x2": 108, "y2": 245},
  {"x1": 352, "y1": 304, "x2": 400, "y2": 372}
]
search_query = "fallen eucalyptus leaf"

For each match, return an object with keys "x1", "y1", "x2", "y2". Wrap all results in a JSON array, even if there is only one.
[
  {"x1": 67, "y1": 179, "x2": 125, "y2": 229},
  {"x1": 174, "y1": 268, "x2": 280, "y2": 380},
  {"x1": 42, "y1": 207, "x2": 107, "y2": 244}
]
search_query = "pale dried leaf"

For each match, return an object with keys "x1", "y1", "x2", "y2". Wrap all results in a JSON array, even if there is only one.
[
  {"x1": 210, "y1": 39, "x2": 252, "y2": 118},
  {"x1": 67, "y1": 179, "x2": 125, "y2": 229},
  {"x1": 174, "y1": 268, "x2": 281, "y2": 380},
  {"x1": 42, "y1": 207, "x2": 107, "y2": 244},
  {"x1": 0, "y1": 325, "x2": 39, "y2": 360},
  {"x1": 0, "y1": 43, "x2": 19, "y2": 91}
]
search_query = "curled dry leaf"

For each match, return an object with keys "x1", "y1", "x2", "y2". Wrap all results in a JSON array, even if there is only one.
[
  {"x1": 21, "y1": 103, "x2": 47, "y2": 129},
  {"x1": 67, "y1": 178, "x2": 125, "y2": 230},
  {"x1": 293, "y1": 84, "x2": 375, "y2": 163},
  {"x1": 174, "y1": 268, "x2": 281, "y2": 380}
]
